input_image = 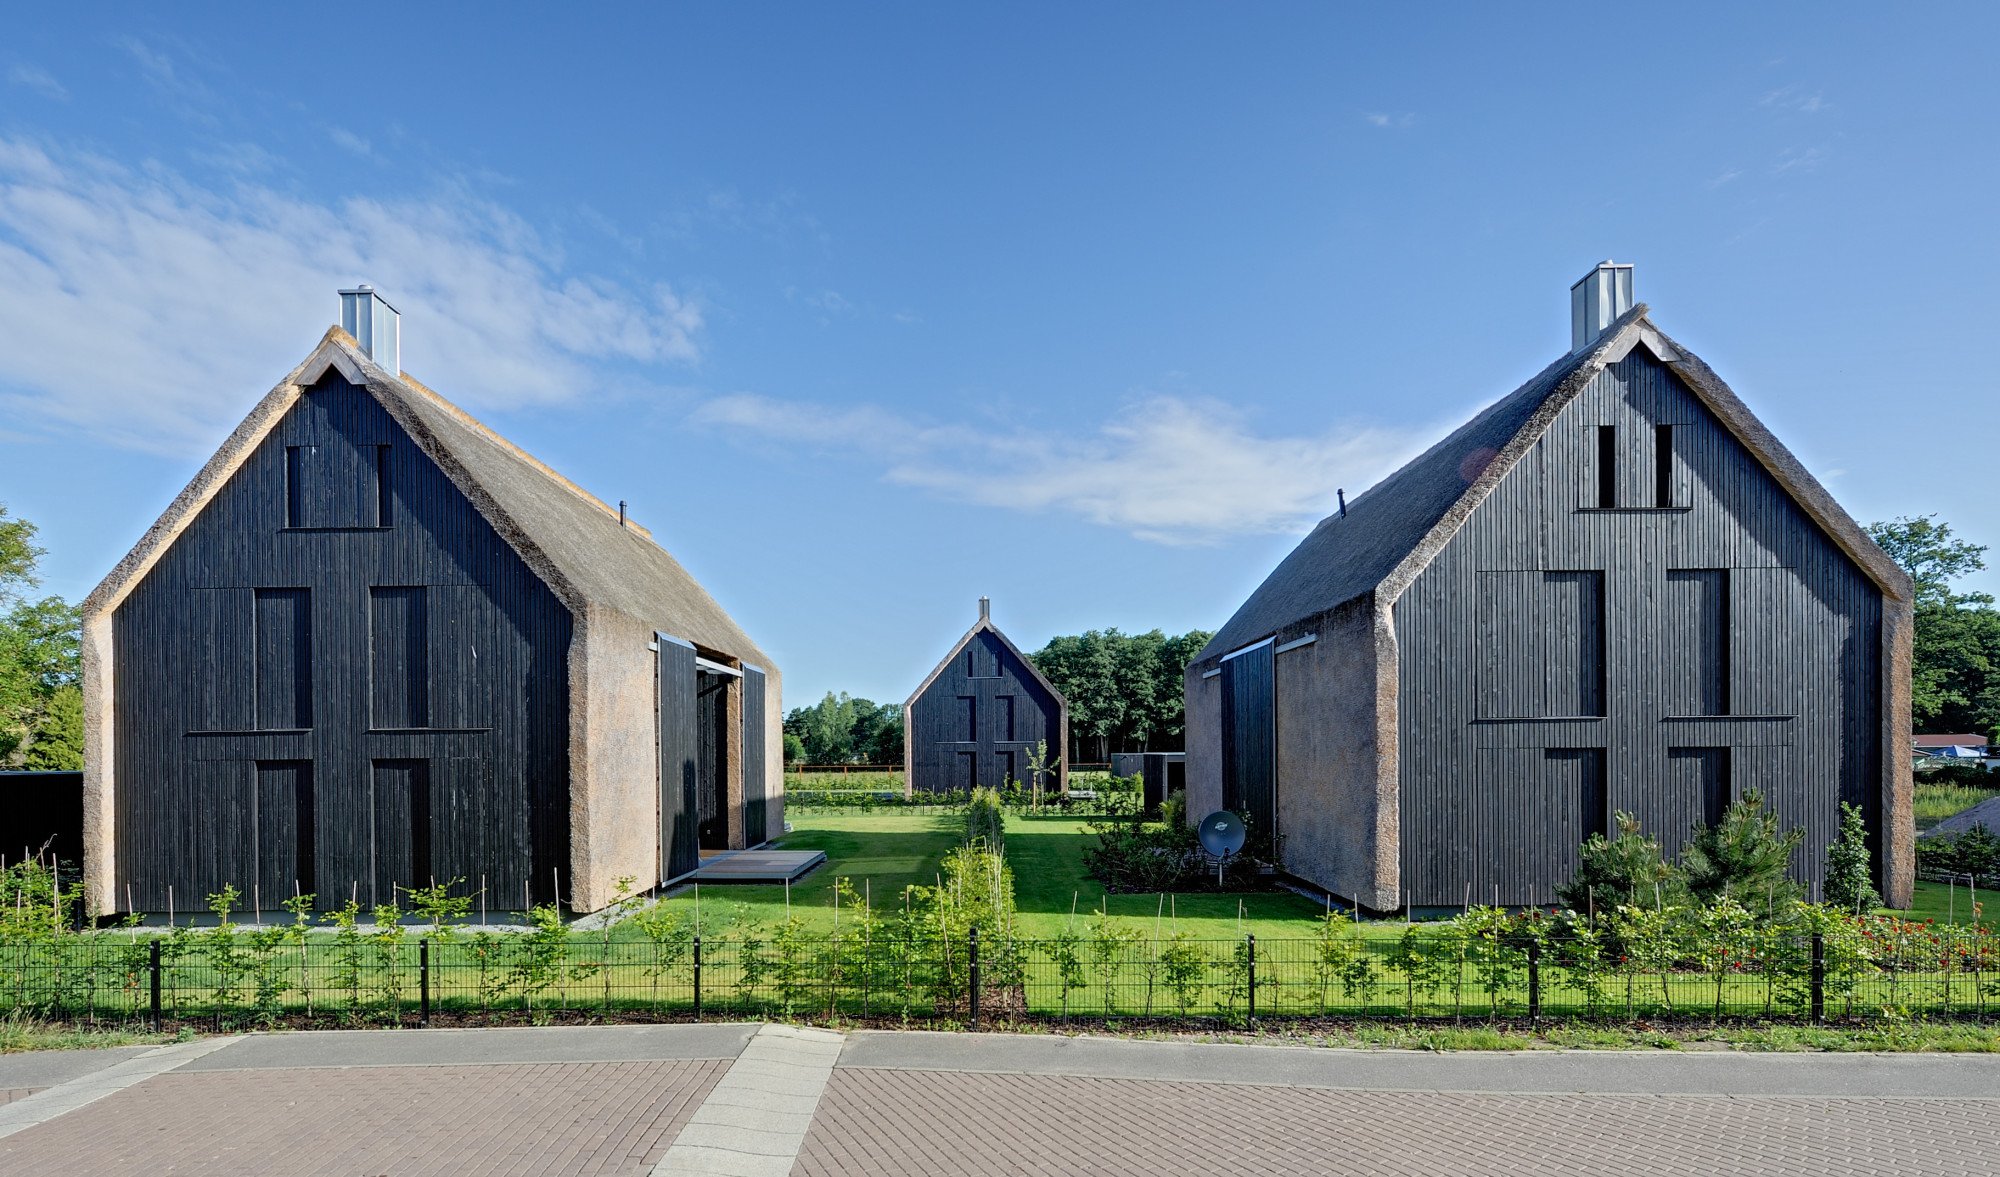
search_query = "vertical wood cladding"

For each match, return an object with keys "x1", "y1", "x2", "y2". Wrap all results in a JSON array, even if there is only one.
[
  {"x1": 1220, "y1": 642, "x2": 1277, "y2": 840},
  {"x1": 1397, "y1": 350, "x2": 1883, "y2": 906},
  {"x1": 112, "y1": 375, "x2": 572, "y2": 912},
  {"x1": 742, "y1": 666, "x2": 769, "y2": 846},
  {"x1": 657, "y1": 637, "x2": 699, "y2": 883},
  {"x1": 909, "y1": 628, "x2": 1062, "y2": 793}
]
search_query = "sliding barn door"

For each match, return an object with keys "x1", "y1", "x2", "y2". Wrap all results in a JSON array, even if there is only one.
[
  {"x1": 741, "y1": 664, "x2": 770, "y2": 846},
  {"x1": 657, "y1": 634, "x2": 700, "y2": 883},
  {"x1": 1220, "y1": 641, "x2": 1277, "y2": 843}
]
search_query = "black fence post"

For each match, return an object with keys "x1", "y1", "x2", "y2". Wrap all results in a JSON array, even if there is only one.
[
  {"x1": 148, "y1": 938, "x2": 163, "y2": 1033},
  {"x1": 692, "y1": 935, "x2": 703, "y2": 1021},
  {"x1": 1810, "y1": 932, "x2": 1826, "y2": 1024},
  {"x1": 968, "y1": 926, "x2": 981, "y2": 1030},
  {"x1": 1246, "y1": 934, "x2": 1257, "y2": 1022},
  {"x1": 419, "y1": 939, "x2": 431, "y2": 1028},
  {"x1": 1527, "y1": 940, "x2": 1542, "y2": 1023}
]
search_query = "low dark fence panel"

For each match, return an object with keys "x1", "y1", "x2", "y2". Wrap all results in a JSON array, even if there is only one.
[{"x1": 3, "y1": 925, "x2": 1995, "y2": 1031}]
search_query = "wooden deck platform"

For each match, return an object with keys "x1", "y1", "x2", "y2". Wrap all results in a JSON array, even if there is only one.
[{"x1": 686, "y1": 848, "x2": 827, "y2": 884}]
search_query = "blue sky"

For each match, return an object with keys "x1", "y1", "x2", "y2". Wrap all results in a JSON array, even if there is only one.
[{"x1": 2, "y1": 5, "x2": 1995, "y2": 707}]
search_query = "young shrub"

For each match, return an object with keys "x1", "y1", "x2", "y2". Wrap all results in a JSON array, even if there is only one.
[
  {"x1": 1557, "y1": 812, "x2": 1674, "y2": 915},
  {"x1": 1087, "y1": 910, "x2": 1140, "y2": 1016},
  {"x1": 1823, "y1": 802, "x2": 1882, "y2": 914},
  {"x1": 1680, "y1": 789, "x2": 1805, "y2": 918},
  {"x1": 1158, "y1": 932, "x2": 1210, "y2": 1016},
  {"x1": 1309, "y1": 908, "x2": 1374, "y2": 1015},
  {"x1": 964, "y1": 787, "x2": 1005, "y2": 849}
]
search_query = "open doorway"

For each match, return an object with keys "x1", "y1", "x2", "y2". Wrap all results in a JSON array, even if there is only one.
[{"x1": 697, "y1": 666, "x2": 734, "y2": 849}]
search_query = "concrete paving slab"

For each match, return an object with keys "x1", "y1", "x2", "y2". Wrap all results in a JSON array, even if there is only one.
[
  {"x1": 177, "y1": 1021, "x2": 759, "y2": 1070},
  {"x1": 652, "y1": 1024, "x2": 844, "y2": 1176},
  {"x1": 0, "y1": 1046, "x2": 153, "y2": 1093},
  {"x1": 838, "y1": 1030, "x2": 2000, "y2": 1098}
]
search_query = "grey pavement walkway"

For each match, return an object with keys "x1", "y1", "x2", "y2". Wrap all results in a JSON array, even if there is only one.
[{"x1": 0, "y1": 1026, "x2": 1997, "y2": 1175}]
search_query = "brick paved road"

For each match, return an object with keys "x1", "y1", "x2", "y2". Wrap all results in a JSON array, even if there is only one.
[
  {"x1": 0, "y1": 1059, "x2": 724, "y2": 1177},
  {"x1": 797, "y1": 1067, "x2": 2000, "y2": 1177},
  {"x1": 7, "y1": 1028, "x2": 2000, "y2": 1175}
]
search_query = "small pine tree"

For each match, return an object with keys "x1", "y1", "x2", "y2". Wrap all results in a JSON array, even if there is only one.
[
  {"x1": 1557, "y1": 811, "x2": 1673, "y2": 914},
  {"x1": 1821, "y1": 801, "x2": 1880, "y2": 914},
  {"x1": 1679, "y1": 789, "x2": 1804, "y2": 918}
]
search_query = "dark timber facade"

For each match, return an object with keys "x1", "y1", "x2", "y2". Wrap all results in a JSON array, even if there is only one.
[
  {"x1": 1185, "y1": 268, "x2": 1914, "y2": 911},
  {"x1": 83, "y1": 303, "x2": 781, "y2": 916},
  {"x1": 904, "y1": 599, "x2": 1068, "y2": 796}
]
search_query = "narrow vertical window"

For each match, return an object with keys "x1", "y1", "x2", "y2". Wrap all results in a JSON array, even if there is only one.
[
  {"x1": 1596, "y1": 425, "x2": 1618, "y2": 508},
  {"x1": 373, "y1": 445, "x2": 393, "y2": 527},
  {"x1": 1654, "y1": 425, "x2": 1675, "y2": 507},
  {"x1": 284, "y1": 446, "x2": 308, "y2": 528}
]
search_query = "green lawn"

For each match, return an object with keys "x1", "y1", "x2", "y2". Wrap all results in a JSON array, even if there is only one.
[
  {"x1": 650, "y1": 809, "x2": 1331, "y2": 940},
  {"x1": 648, "y1": 808, "x2": 1988, "y2": 940},
  {"x1": 1889, "y1": 878, "x2": 1998, "y2": 928}
]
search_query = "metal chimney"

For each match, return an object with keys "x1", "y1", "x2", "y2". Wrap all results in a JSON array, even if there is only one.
[
  {"x1": 978, "y1": 596, "x2": 991, "y2": 622},
  {"x1": 1569, "y1": 261, "x2": 1634, "y2": 353},
  {"x1": 338, "y1": 284, "x2": 401, "y2": 372}
]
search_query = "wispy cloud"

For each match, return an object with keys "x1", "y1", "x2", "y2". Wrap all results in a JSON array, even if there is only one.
[
  {"x1": 1363, "y1": 111, "x2": 1416, "y2": 129},
  {"x1": 1706, "y1": 168, "x2": 1742, "y2": 190},
  {"x1": 1760, "y1": 85, "x2": 1827, "y2": 114},
  {"x1": 0, "y1": 137, "x2": 704, "y2": 454},
  {"x1": 692, "y1": 393, "x2": 1429, "y2": 545},
  {"x1": 6, "y1": 64, "x2": 68, "y2": 101},
  {"x1": 327, "y1": 127, "x2": 375, "y2": 159},
  {"x1": 1771, "y1": 146, "x2": 1827, "y2": 175}
]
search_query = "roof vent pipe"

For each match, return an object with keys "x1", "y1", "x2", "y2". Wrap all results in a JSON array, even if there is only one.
[
  {"x1": 1337, "y1": 488, "x2": 1347, "y2": 518},
  {"x1": 978, "y1": 596, "x2": 991, "y2": 622},
  {"x1": 338, "y1": 284, "x2": 401, "y2": 373},
  {"x1": 1569, "y1": 261, "x2": 1634, "y2": 353}
]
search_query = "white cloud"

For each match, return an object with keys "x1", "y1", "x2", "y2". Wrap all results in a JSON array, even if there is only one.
[
  {"x1": 0, "y1": 137, "x2": 704, "y2": 453},
  {"x1": 1706, "y1": 168, "x2": 1741, "y2": 189},
  {"x1": 1364, "y1": 112, "x2": 1416, "y2": 129},
  {"x1": 692, "y1": 392, "x2": 1429, "y2": 546},
  {"x1": 6, "y1": 64, "x2": 67, "y2": 101}
]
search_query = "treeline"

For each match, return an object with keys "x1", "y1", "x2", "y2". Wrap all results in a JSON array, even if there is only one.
[
  {"x1": 782, "y1": 693, "x2": 903, "y2": 765},
  {"x1": 1029, "y1": 628, "x2": 1212, "y2": 762},
  {"x1": 0, "y1": 504, "x2": 82, "y2": 770},
  {"x1": 1869, "y1": 516, "x2": 2000, "y2": 741}
]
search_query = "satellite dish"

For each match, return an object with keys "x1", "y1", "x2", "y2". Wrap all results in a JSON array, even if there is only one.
[{"x1": 1197, "y1": 810, "x2": 1247, "y2": 859}]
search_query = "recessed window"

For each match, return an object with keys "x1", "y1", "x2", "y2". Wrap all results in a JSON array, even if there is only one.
[
  {"x1": 1654, "y1": 425, "x2": 1675, "y2": 508},
  {"x1": 1596, "y1": 425, "x2": 1618, "y2": 508}
]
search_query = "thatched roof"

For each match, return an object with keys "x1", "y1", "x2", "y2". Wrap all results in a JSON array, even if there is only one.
[
  {"x1": 85, "y1": 328, "x2": 772, "y2": 667},
  {"x1": 1198, "y1": 306, "x2": 1911, "y2": 661},
  {"x1": 1924, "y1": 794, "x2": 2000, "y2": 839}
]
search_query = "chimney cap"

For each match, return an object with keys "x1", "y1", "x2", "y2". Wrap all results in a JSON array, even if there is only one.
[
  {"x1": 978, "y1": 596, "x2": 991, "y2": 621},
  {"x1": 1569, "y1": 261, "x2": 1635, "y2": 353},
  {"x1": 338, "y1": 284, "x2": 401, "y2": 372}
]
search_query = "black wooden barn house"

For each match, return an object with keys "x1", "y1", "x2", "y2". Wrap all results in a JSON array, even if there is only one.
[
  {"x1": 81, "y1": 288, "x2": 781, "y2": 917},
  {"x1": 1184, "y1": 264, "x2": 1914, "y2": 911},
  {"x1": 904, "y1": 599, "x2": 1068, "y2": 795}
]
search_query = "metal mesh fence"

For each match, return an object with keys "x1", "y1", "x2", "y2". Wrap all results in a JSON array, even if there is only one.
[{"x1": 2, "y1": 925, "x2": 1996, "y2": 1030}]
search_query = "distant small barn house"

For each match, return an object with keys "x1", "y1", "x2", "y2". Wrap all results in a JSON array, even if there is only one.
[
  {"x1": 81, "y1": 287, "x2": 781, "y2": 917},
  {"x1": 1185, "y1": 263, "x2": 1915, "y2": 911},
  {"x1": 904, "y1": 599, "x2": 1067, "y2": 795}
]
